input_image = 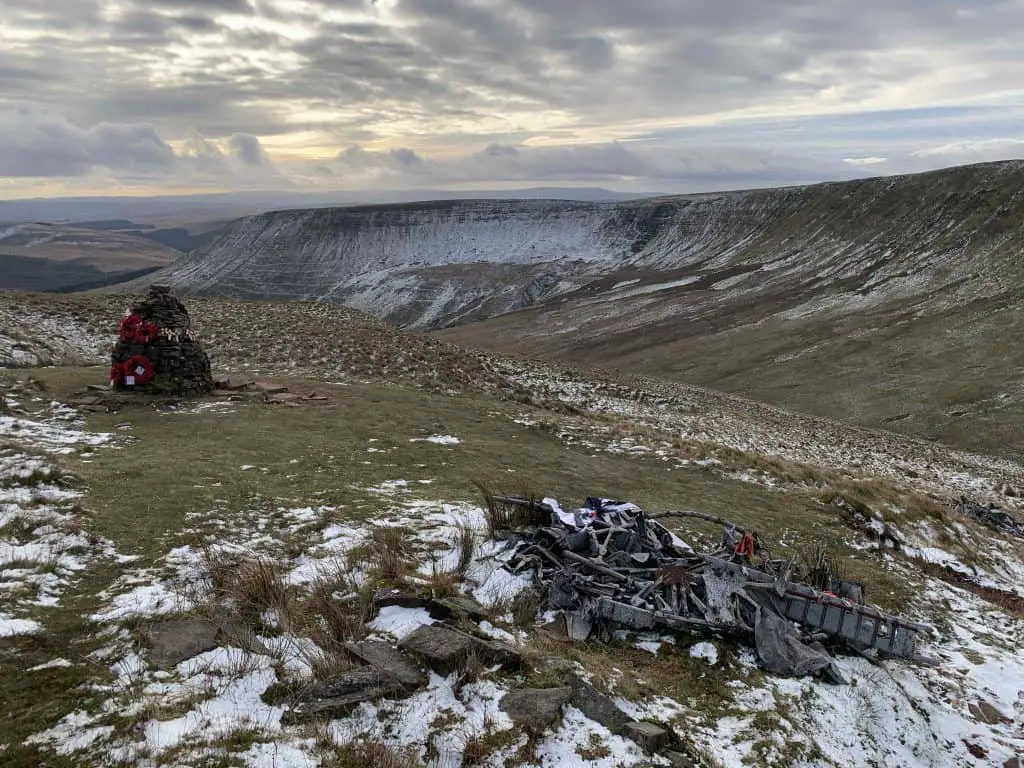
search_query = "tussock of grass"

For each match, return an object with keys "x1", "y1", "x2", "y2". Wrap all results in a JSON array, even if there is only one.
[
  {"x1": 510, "y1": 590, "x2": 541, "y2": 630},
  {"x1": 369, "y1": 525, "x2": 418, "y2": 582},
  {"x1": 202, "y1": 548, "x2": 294, "y2": 631},
  {"x1": 303, "y1": 564, "x2": 376, "y2": 649},
  {"x1": 576, "y1": 732, "x2": 612, "y2": 760},
  {"x1": 321, "y1": 738, "x2": 425, "y2": 768},
  {"x1": 476, "y1": 483, "x2": 550, "y2": 536},
  {"x1": 460, "y1": 713, "x2": 521, "y2": 766},
  {"x1": 424, "y1": 563, "x2": 462, "y2": 599},
  {"x1": 453, "y1": 521, "x2": 476, "y2": 577}
]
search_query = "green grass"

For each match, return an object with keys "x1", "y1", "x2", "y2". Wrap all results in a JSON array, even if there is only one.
[
  {"x1": 0, "y1": 364, "x2": 952, "y2": 765},
  {"x1": 26, "y1": 367, "x2": 825, "y2": 563}
]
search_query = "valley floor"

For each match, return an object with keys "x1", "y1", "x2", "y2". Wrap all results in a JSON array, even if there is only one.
[{"x1": 1, "y1": 365, "x2": 1022, "y2": 768}]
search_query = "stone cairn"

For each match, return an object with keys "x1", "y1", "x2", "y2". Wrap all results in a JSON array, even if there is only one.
[{"x1": 110, "y1": 285, "x2": 214, "y2": 396}]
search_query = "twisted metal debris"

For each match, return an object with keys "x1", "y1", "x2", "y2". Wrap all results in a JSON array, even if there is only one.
[
  {"x1": 957, "y1": 495, "x2": 1023, "y2": 539},
  {"x1": 488, "y1": 495, "x2": 933, "y2": 681}
]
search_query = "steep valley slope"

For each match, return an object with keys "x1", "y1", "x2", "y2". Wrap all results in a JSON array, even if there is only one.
[
  {"x1": 1, "y1": 223, "x2": 180, "y2": 292},
  {"x1": 131, "y1": 160, "x2": 1024, "y2": 461}
]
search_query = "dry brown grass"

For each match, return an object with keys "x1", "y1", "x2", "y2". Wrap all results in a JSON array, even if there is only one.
[
  {"x1": 454, "y1": 521, "x2": 476, "y2": 577},
  {"x1": 476, "y1": 482, "x2": 551, "y2": 537},
  {"x1": 913, "y1": 558, "x2": 1024, "y2": 617},
  {"x1": 461, "y1": 713, "x2": 522, "y2": 766},
  {"x1": 366, "y1": 525, "x2": 418, "y2": 583},
  {"x1": 320, "y1": 738, "x2": 425, "y2": 768},
  {"x1": 302, "y1": 563, "x2": 375, "y2": 649},
  {"x1": 200, "y1": 547, "x2": 295, "y2": 631}
]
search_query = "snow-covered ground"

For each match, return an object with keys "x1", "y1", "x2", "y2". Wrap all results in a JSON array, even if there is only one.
[{"x1": 1, "y1": 402, "x2": 129, "y2": 638}]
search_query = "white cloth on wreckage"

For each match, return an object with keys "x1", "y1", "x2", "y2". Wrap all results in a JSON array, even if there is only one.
[
  {"x1": 541, "y1": 497, "x2": 692, "y2": 551},
  {"x1": 560, "y1": 496, "x2": 694, "y2": 552},
  {"x1": 542, "y1": 497, "x2": 597, "y2": 528}
]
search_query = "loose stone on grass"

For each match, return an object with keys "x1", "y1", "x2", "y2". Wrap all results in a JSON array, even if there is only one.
[
  {"x1": 147, "y1": 619, "x2": 219, "y2": 669},
  {"x1": 342, "y1": 640, "x2": 428, "y2": 689},
  {"x1": 499, "y1": 686, "x2": 573, "y2": 732}
]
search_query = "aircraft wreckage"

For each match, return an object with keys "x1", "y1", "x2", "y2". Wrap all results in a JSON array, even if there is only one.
[{"x1": 486, "y1": 495, "x2": 935, "y2": 682}]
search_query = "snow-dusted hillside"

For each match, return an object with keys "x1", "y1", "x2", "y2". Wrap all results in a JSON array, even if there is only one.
[
  {"x1": 144, "y1": 199, "x2": 627, "y2": 328},
  {"x1": 136, "y1": 161, "x2": 1024, "y2": 332}
]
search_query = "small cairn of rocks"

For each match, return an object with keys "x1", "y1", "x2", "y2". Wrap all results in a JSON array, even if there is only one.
[{"x1": 110, "y1": 285, "x2": 214, "y2": 396}]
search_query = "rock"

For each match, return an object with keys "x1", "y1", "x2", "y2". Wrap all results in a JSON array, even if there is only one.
[
  {"x1": 499, "y1": 687, "x2": 572, "y2": 732},
  {"x1": 963, "y1": 740, "x2": 988, "y2": 759},
  {"x1": 373, "y1": 588, "x2": 431, "y2": 611},
  {"x1": 428, "y1": 596, "x2": 489, "y2": 621},
  {"x1": 539, "y1": 614, "x2": 568, "y2": 637},
  {"x1": 398, "y1": 624, "x2": 476, "y2": 676},
  {"x1": 475, "y1": 637, "x2": 523, "y2": 670},
  {"x1": 217, "y1": 621, "x2": 275, "y2": 657},
  {"x1": 110, "y1": 286, "x2": 214, "y2": 396},
  {"x1": 566, "y1": 614, "x2": 593, "y2": 641},
  {"x1": 398, "y1": 624, "x2": 522, "y2": 676},
  {"x1": 343, "y1": 641, "x2": 427, "y2": 689},
  {"x1": 1003, "y1": 757, "x2": 1022, "y2": 768},
  {"x1": 265, "y1": 392, "x2": 301, "y2": 404},
  {"x1": 281, "y1": 667, "x2": 407, "y2": 724},
  {"x1": 568, "y1": 675, "x2": 632, "y2": 735},
  {"x1": 970, "y1": 699, "x2": 1011, "y2": 724},
  {"x1": 623, "y1": 721, "x2": 669, "y2": 753},
  {"x1": 533, "y1": 656, "x2": 578, "y2": 676},
  {"x1": 147, "y1": 619, "x2": 219, "y2": 668}
]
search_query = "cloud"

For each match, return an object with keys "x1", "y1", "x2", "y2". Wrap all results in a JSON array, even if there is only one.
[
  {"x1": 2, "y1": 0, "x2": 1024, "y2": 194},
  {"x1": 0, "y1": 104, "x2": 282, "y2": 187},
  {"x1": 230, "y1": 133, "x2": 272, "y2": 167},
  {"x1": 0, "y1": 105, "x2": 176, "y2": 177},
  {"x1": 313, "y1": 139, "x2": 859, "y2": 191},
  {"x1": 912, "y1": 138, "x2": 1024, "y2": 161},
  {"x1": 844, "y1": 157, "x2": 889, "y2": 167}
]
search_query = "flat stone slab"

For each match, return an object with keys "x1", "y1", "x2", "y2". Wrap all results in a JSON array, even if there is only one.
[
  {"x1": 476, "y1": 637, "x2": 523, "y2": 670},
  {"x1": 568, "y1": 675, "x2": 632, "y2": 735},
  {"x1": 398, "y1": 625, "x2": 476, "y2": 676},
  {"x1": 500, "y1": 687, "x2": 572, "y2": 732},
  {"x1": 623, "y1": 721, "x2": 669, "y2": 753},
  {"x1": 428, "y1": 596, "x2": 489, "y2": 621},
  {"x1": 148, "y1": 619, "x2": 219, "y2": 669},
  {"x1": 282, "y1": 667, "x2": 406, "y2": 724},
  {"x1": 398, "y1": 624, "x2": 523, "y2": 677},
  {"x1": 343, "y1": 641, "x2": 428, "y2": 689},
  {"x1": 265, "y1": 392, "x2": 301, "y2": 403},
  {"x1": 373, "y1": 589, "x2": 431, "y2": 611}
]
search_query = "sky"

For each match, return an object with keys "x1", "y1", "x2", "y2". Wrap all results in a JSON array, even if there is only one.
[{"x1": 2, "y1": 0, "x2": 1024, "y2": 198}]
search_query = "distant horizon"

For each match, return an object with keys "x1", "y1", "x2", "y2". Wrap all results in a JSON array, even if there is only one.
[{"x1": 5, "y1": 158, "x2": 1021, "y2": 208}]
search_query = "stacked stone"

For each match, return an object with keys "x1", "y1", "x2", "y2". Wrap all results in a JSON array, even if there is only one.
[{"x1": 110, "y1": 285, "x2": 214, "y2": 396}]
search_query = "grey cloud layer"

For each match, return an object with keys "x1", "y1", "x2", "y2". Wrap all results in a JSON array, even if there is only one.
[{"x1": 1, "y1": 0, "x2": 1023, "y2": 190}]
